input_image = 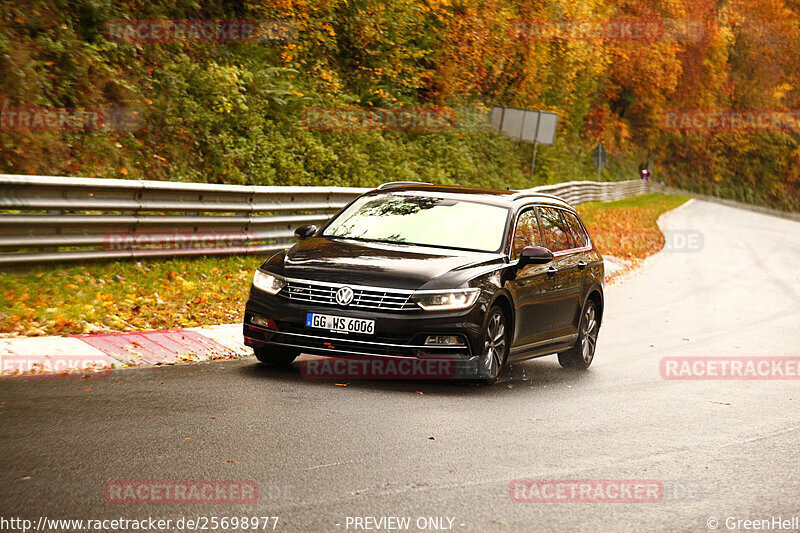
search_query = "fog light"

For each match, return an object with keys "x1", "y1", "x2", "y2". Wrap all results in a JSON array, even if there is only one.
[
  {"x1": 425, "y1": 335, "x2": 465, "y2": 346},
  {"x1": 251, "y1": 315, "x2": 277, "y2": 330}
]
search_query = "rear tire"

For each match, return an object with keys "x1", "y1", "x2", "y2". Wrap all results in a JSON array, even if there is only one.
[
  {"x1": 254, "y1": 346, "x2": 300, "y2": 368},
  {"x1": 558, "y1": 299, "x2": 599, "y2": 370}
]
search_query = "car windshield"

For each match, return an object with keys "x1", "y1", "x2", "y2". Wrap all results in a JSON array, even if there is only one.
[{"x1": 322, "y1": 193, "x2": 509, "y2": 252}]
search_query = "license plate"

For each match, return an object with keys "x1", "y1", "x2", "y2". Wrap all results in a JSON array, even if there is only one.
[{"x1": 306, "y1": 313, "x2": 375, "y2": 335}]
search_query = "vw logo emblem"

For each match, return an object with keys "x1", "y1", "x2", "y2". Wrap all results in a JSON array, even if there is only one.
[{"x1": 335, "y1": 286, "x2": 354, "y2": 306}]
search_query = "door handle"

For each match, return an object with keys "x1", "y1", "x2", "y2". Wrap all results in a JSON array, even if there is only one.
[
  {"x1": 578, "y1": 261, "x2": 587, "y2": 270},
  {"x1": 547, "y1": 266, "x2": 558, "y2": 277}
]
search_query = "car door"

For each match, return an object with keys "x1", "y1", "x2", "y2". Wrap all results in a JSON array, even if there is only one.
[
  {"x1": 537, "y1": 206, "x2": 583, "y2": 340},
  {"x1": 506, "y1": 207, "x2": 558, "y2": 350},
  {"x1": 561, "y1": 207, "x2": 593, "y2": 285}
]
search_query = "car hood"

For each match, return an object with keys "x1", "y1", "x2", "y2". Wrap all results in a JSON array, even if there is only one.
[{"x1": 273, "y1": 237, "x2": 505, "y2": 290}]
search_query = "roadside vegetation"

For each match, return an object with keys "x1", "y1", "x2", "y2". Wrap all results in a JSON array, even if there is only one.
[
  {"x1": 1, "y1": 1, "x2": 799, "y2": 210},
  {"x1": 578, "y1": 193, "x2": 690, "y2": 263},
  {"x1": 0, "y1": 193, "x2": 688, "y2": 337}
]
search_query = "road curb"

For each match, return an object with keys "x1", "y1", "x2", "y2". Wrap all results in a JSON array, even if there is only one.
[{"x1": 0, "y1": 324, "x2": 249, "y2": 376}]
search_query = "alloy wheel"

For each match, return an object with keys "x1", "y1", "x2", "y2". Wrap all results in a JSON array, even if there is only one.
[
  {"x1": 483, "y1": 311, "x2": 506, "y2": 378},
  {"x1": 580, "y1": 303, "x2": 598, "y2": 364}
]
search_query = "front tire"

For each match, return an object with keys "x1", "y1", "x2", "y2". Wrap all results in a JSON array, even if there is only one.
[
  {"x1": 475, "y1": 306, "x2": 509, "y2": 384},
  {"x1": 558, "y1": 299, "x2": 599, "y2": 369},
  {"x1": 254, "y1": 346, "x2": 300, "y2": 368}
]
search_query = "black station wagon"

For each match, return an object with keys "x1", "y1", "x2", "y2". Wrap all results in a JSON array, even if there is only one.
[{"x1": 243, "y1": 183, "x2": 604, "y2": 382}]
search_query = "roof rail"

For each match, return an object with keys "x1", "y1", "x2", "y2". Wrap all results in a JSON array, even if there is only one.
[
  {"x1": 510, "y1": 191, "x2": 568, "y2": 202},
  {"x1": 377, "y1": 181, "x2": 434, "y2": 190}
]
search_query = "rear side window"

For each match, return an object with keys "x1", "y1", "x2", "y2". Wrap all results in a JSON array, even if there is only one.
[
  {"x1": 512, "y1": 209, "x2": 543, "y2": 259},
  {"x1": 562, "y1": 211, "x2": 589, "y2": 248},
  {"x1": 537, "y1": 207, "x2": 574, "y2": 252}
]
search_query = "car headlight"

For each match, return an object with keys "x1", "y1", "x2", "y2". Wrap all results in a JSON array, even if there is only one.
[
  {"x1": 252, "y1": 270, "x2": 286, "y2": 295},
  {"x1": 412, "y1": 288, "x2": 480, "y2": 311}
]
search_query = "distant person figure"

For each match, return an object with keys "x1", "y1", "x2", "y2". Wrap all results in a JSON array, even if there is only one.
[{"x1": 640, "y1": 169, "x2": 650, "y2": 182}]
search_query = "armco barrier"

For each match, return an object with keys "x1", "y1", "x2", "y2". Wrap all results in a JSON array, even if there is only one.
[{"x1": 0, "y1": 175, "x2": 651, "y2": 265}]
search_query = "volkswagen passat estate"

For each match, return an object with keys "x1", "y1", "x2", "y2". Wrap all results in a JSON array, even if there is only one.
[{"x1": 243, "y1": 183, "x2": 604, "y2": 382}]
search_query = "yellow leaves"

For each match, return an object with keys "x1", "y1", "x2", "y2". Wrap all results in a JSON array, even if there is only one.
[
  {"x1": 1, "y1": 256, "x2": 255, "y2": 336},
  {"x1": 773, "y1": 82, "x2": 793, "y2": 101}
]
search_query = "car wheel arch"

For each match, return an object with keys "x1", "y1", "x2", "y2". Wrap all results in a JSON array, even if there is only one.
[
  {"x1": 586, "y1": 288, "x2": 603, "y2": 327},
  {"x1": 487, "y1": 291, "x2": 515, "y2": 340}
]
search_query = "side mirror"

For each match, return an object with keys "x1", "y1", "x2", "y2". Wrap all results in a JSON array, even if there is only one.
[
  {"x1": 294, "y1": 225, "x2": 318, "y2": 240},
  {"x1": 519, "y1": 246, "x2": 553, "y2": 266}
]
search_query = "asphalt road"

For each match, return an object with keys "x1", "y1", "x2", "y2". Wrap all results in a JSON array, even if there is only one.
[{"x1": 2, "y1": 199, "x2": 799, "y2": 533}]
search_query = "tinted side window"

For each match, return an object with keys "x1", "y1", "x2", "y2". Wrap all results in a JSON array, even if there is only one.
[
  {"x1": 512, "y1": 209, "x2": 543, "y2": 259},
  {"x1": 538, "y1": 207, "x2": 573, "y2": 252},
  {"x1": 563, "y1": 211, "x2": 589, "y2": 248}
]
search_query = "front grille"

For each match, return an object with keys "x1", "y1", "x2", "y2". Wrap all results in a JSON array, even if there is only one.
[{"x1": 280, "y1": 279, "x2": 417, "y2": 311}]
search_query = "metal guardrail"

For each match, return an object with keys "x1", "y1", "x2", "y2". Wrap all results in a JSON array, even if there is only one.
[
  {"x1": 0, "y1": 175, "x2": 651, "y2": 265},
  {"x1": 527, "y1": 179, "x2": 651, "y2": 205}
]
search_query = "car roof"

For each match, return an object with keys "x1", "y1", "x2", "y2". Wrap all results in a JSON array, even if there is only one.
[{"x1": 367, "y1": 184, "x2": 576, "y2": 211}]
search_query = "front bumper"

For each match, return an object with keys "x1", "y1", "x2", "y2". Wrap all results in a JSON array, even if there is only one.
[{"x1": 243, "y1": 287, "x2": 490, "y2": 378}]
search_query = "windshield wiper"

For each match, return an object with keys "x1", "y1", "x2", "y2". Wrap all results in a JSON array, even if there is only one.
[
  {"x1": 325, "y1": 235, "x2": 408, "y2": 245},
  {"x1": 323, "y1": 235, "x2": 489, "y2": 253}
]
